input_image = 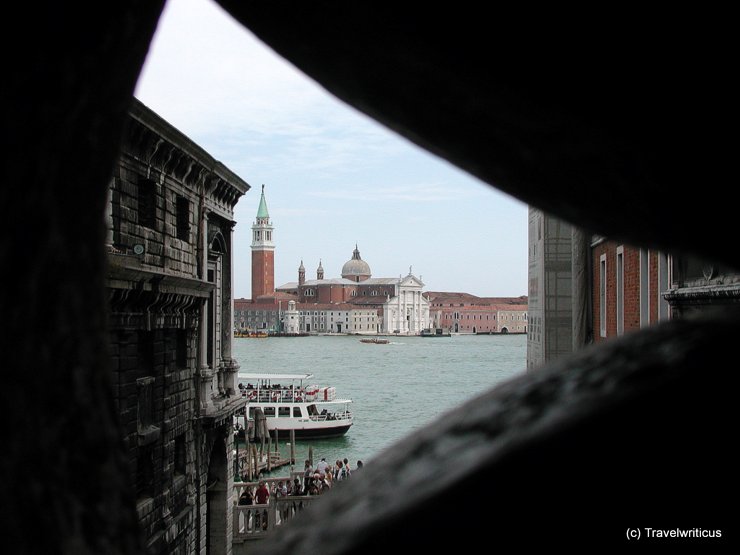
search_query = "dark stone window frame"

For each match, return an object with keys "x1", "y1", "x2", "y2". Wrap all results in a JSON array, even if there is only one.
[
  {"x1": 174, "y1": 433, "x2": 186, "y2": 476},
  {"x1": 136, "y1": 443, "x2": 155, "y2": 499},
  {"x1": 137, "y1": 178, "x2": 158, "y2": 230},
  {"x1": 175, "y1": 195, "x2": 190, "y2": 242}
]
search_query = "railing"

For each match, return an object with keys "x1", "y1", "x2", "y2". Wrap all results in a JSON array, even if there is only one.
[
  {"x1": 240, "y1": 386, "x2": 341, "y2": 404},
  {"x1": 233, "y1": 495, "x2": 315, "y2": 540},
  {"x1": 307, "y1": 410, "x2": 352, "y2": 422}
]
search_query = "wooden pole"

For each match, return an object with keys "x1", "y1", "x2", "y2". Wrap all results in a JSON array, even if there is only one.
[
  {"x1": 308, "y1": 446, "x2": 313, "y2": 468},
  {"x1": 246, "y1": 444, "x2": 252, "y2": 481},
  {"x1": 290, "y1": 429, "x2": 296, "y2": 464},
  {"x1": 267, "y1": 435, "x2": 272, "y2": 472},
  {"x1": 235, "y1": 424, "x2": 240, "y2": 481}
]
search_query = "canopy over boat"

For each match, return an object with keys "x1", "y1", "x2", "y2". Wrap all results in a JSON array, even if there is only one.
[{"x1": 238, "y1": 372, "x2": 313, "y2": 381}]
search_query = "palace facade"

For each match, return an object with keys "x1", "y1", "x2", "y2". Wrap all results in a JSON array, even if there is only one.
[{"x1": 106, "y1": 99, "x2": 248, "y2": 554}]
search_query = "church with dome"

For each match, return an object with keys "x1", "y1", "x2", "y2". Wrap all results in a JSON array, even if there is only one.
[
  {"x1": 276, "y1": 244, "x2": 430, "y2": 334},
  {"x1": 235, "y1": 186, "x2": 429, "y2": 335}
]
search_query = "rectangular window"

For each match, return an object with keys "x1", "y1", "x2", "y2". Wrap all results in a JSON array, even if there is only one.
[
  {"x1": 137, "y1": 179, "x2": 157, "y2": 229},
  {"x1": 138, "y1": 330, "x2": 155, "y2": 374},
  {"x1": 293, "y1": 407, "x2": 302, "y2": 418},
  {"x1": 600, "y1": 254, "x2": 607, "y2": 337},
  {"x1": 176, "y1": 329, "x2": 188, "y2": 368},
  {"x1": 136, "y1": 444, "x2": 155, "y2": 499},
  {"x1": 278, "y1": 407, "x2": 290, "y2": 417},
  {"x1": 639, "y1": 249, "x2": 650, "y2": 327},
  {"x1": 658, "y1": 253, "x2": 671, "y2": 321},
  {"x1": 616, "y1": 246, "x2": 624, "y2": 336},
  {"x1": 174, "y1": 433, "x2": 186, "y2": 475},
  {"x1": 176, "y1": 195, "x2": 190, "y2": 241},
  {"x1": 136, "y1": 376, "x2": 155, "y2": 433}
]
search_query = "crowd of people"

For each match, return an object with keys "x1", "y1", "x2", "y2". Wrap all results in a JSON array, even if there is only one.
[
  {"x1": 238, "y1": 457, "x2": 364, "y2": 507},
  {"x1": 299, "y1": 457, "x2": 362, "y2": 495}
]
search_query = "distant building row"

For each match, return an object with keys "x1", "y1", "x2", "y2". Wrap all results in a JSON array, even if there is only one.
[
  {"x1": 238, "y1": 187, "x2": 527, "y2": 334},
  {"x1": 427, "y1": 292, "x2": 528, "y2": 334},
  {"x1": 235, "y1": 292, "x2": 528, "y2": 335}
]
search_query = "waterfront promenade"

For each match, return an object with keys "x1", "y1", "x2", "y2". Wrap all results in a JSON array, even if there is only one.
[
  {"x1": 232, "y1": 457, "x2": 360, "y2": 551},
  {"x1": 233, "y1": 475, "x2": 313, "y2": 545}
]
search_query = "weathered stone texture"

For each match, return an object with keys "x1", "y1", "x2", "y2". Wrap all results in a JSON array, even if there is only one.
[{"x1": 2, "y1": 3, "x2": 735, "y2": 554}]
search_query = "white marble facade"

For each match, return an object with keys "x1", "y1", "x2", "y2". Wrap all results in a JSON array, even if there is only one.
[{"x1": 381, "y1": 273, "x2": 430, "y2": 334}]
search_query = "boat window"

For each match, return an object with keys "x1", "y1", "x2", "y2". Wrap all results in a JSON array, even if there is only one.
[
  {"x1": 293, "y1": 407, "x2": 302, "y2": 418},
  {"x1": 278, "y1": 407, "x2": 290, "y2": 417},
  {"x1": 264, "y1": 407, "x2": 275, "y2": 417}
]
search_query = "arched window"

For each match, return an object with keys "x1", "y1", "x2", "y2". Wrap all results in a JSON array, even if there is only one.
[{"x1": 209, "y1": 231, "x2": 227, "y2": 254}]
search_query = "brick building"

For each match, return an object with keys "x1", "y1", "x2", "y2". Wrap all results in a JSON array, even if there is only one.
[
  {"x1": 279, "y1": 247, "x2": 429, "y2": 334},
  {"x1": 591, "y1": 237, "x2": 740, "y2": 343},
  {"x1": 591, "y1": 237, "x2": 670, "y2": 342},
  {"x1": 251, "y1": 185, "x2": 275, "y2": 300},
  {"x1": 426, "y1": 292, "x2": 528, "y2": 334},
  {"x1": 106, "y1": 99, "x2": 249, "y2": 554},
  {"x1": 528, "y1": 209, "x2": 740, "y2": 369}
]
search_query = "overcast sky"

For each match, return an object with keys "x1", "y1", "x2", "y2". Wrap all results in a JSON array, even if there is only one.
[{"x1": 134, "y1": 0, "x2": 529, "y2": 298}]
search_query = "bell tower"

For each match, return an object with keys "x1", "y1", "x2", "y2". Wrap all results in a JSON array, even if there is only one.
[{"x1": 251, "y1": 185, "x2": 275, "y2": 300}]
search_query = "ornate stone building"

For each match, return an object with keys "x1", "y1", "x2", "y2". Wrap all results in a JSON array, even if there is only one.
[
  {"x1": 106, "y1": 99, "x2": 249, "y2": 554},
  {"x1": 664, "y1": 255, "x2": 740, "y2": 317}
]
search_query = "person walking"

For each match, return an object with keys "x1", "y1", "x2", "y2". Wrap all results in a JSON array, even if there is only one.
[
  {"x1": 255, "y1": 480, "x2": 270, "y2": 530},
  {"x1": 303, "y1": 459, "x2": 313, "y2": 493},
  {"x1": 316, "y1": 457, "x2": 329, "y2": 478}
]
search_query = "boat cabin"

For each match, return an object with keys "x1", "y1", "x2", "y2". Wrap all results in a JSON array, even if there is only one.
[{"x1": 236, "y1": 372, "x2": 352, "y2": 438}]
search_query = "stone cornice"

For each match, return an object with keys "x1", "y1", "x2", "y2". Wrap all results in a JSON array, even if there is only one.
[
  {"x1": 664, "y1": 283, "x2": 740, "y2": 305},
  {"x1": 199, "y1": 395, "x2": 247, "y2": 427},
  {"x1": 107, "y1": 253, "x2": 214, "y2": 298},
  {"x1": 126, "y1": 98, "x2": 250, "y2": 208}
]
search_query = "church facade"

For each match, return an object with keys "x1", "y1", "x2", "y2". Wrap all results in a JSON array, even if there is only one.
[{"x1": 235, "y1": 188, "x2": 429, "y2": 334}]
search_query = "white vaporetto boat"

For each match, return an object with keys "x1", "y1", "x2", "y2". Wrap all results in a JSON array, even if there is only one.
[{"x1": 237, "y1": 373, "x2": 353, "y2": 439}]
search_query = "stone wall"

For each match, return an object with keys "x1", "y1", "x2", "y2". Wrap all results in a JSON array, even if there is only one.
[
  {"x1": 108, "y1": 326, "x2": 198, "y2": 553},
  {"x1": 106, "y1": 100, "x2": 247, "y2": 553}
]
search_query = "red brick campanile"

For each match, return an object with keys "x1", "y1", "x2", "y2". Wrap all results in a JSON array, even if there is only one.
[{"x1": 251, "y1": 185, "x2": 275, "y2": 300}]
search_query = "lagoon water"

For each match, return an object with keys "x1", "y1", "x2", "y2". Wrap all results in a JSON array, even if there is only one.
[{"x1": 233, "y1": 334, "x2": 526, "y2": 476}]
